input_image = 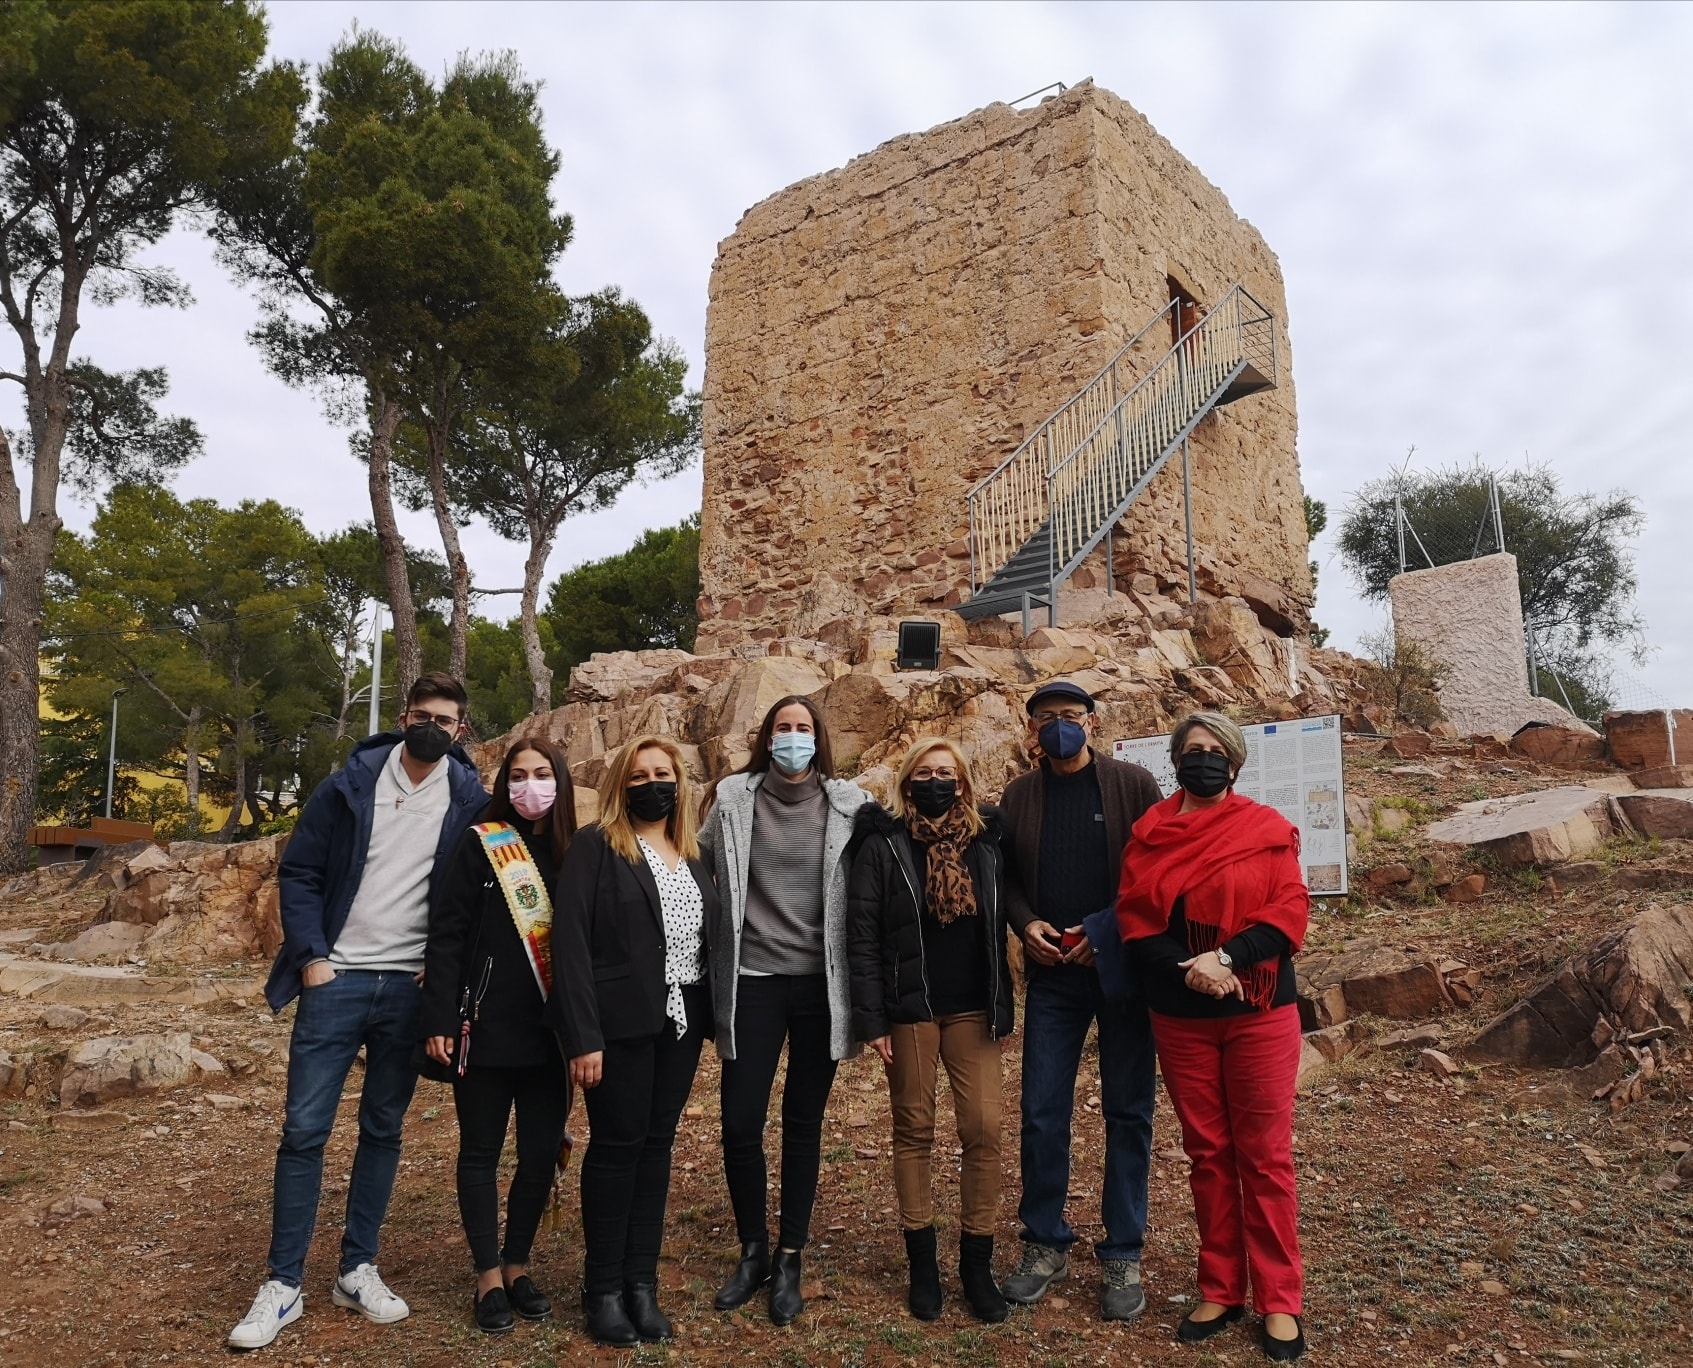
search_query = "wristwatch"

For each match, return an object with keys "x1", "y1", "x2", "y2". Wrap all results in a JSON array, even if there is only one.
[{"x1": 1214, "y1": 948, "x2": 1234, "y2": 969}]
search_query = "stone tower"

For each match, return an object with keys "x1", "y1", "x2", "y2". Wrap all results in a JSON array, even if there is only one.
[{"x1": 696, "y1": 79, "x2": 1310, "y2": 650}]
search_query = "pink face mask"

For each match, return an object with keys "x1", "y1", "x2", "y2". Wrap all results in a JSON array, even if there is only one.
[{"x1": 508, "y1": 777, "x2": 557, "y2": 820}]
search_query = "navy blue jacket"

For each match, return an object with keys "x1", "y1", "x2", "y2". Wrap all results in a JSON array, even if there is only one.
[{"x1": 265, "y1": 732, "x2": 488, "y2": 1011}]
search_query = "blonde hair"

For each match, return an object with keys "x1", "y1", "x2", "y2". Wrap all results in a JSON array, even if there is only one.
[
  {"x1": 597, "y1": 733, "x2": 700, "y2": 863},
  {"x1": 888, "y1": 736, "x2": 986, "y2": 838},
  {"x1": 1169, "y1": 711, "x2": 1249, "y2": 771}
]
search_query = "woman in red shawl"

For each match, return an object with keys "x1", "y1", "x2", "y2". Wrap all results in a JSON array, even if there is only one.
[{"x1": 1117, "y1": 712, "x2": 1308, "y2": 1361}]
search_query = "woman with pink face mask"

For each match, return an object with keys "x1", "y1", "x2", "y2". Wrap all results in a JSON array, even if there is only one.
[{"x1": 422, "y1": 737, "x2": 577, "y2": 1333}]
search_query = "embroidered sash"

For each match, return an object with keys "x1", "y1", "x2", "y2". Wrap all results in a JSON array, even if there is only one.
[{"x1": 473, "y1": 822, "x2": 553, "y2": 998}]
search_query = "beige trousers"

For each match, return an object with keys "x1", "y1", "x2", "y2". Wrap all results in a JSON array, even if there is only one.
[{"x1": 887, "y1": 1012, "x2": 1002, "y2": 1236}]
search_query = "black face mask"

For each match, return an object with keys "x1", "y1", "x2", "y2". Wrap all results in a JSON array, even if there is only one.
[
  {"x1": 403, "y1": 721, "x2": 454, "y2": 765},
  {"x1": 1176, "y1": 750, "x2": 1234, "y2": 799},
  {"x1": 626, "y1": 780, "x2": 678, "y2": 823},
  {"x1": 907, "y1": 778, "x2": 958, "y2": 818}
]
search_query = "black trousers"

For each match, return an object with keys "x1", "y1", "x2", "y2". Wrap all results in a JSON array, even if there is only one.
[
  {"x1": 452, "y1": 1060, "x2": 571, "y2": 1273},
  {"x1": 719, "y1": 972, "x2": 839, "y2": 1250},
  {"x1": 579, "y1": 984, "x2": 707, "y2": 1295}
]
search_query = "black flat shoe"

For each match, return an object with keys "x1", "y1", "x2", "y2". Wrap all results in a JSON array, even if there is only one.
[
  {"x1": 768, "y1": 1249, "x2": 804, "y2": 1326},
  {"x1": 1263, "y1": 1316, "x2": 1306, "y2": 1361},
  {"x1": 582, "y1": 1290, "x2": 639, "y2": 1346},
  {"x1": 474, "y1": 1285, "x2": 515, "y2": 1334},
  {"x1": 714, "y1": 1239, "x2": 771, "y2": 1311},
  {"x1": 505, "y1": 1274, "x2": 551, "y2": 1321},
  {"x1": 1177, "y1": 1304, "x2": 1245, "y2": 1343},
  {"x1": 623, "y1": 1283, "x2": 673, "y2": 1343}
]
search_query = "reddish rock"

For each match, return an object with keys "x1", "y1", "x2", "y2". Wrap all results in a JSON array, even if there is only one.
[
  {"x1": 1510, "y1": 722, "x2": 1605, "y2": 767},
  {"x1": 1298, "y1": 939, "x2": 1451, "y2": 1021},
  {"x1": 1367, "y1": 863, "x2": 1415, "y2": 890},
  {"x1": 1419, "y1": 1048, "x2": 1461, "y2": 1078},
  {"x1": 1389, "y1": 732, "x2": 1432, "y2": 759},
  {"x1": 1603, "y1": 709, "x2": 1692, "y2": 771},
  {"x1": 1616, "y1": 790, "x2": 1693, "y2": 840},
  {"x1": 1444, "y1": 874, "x2": 1487, "y2": 904},
  {"x1": 1465, "y1": 904, "x2": 1693, "y2": 1068},
  {"x1": 1629, "y1": 764, "x2": 1693, "y2": 789}
]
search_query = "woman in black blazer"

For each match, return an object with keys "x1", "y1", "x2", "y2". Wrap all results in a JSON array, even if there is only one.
[
  {"x1": 548, "y1": 733, "x2": 715, "y2": 1348},
  {"x1": 423, "y1": 736, "x2": 575, "y2": 1333}
]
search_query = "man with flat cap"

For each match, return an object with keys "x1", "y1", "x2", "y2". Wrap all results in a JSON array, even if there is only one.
[{"x1": 999, "y1": 680, "x2": 1162, "y2": 1321}]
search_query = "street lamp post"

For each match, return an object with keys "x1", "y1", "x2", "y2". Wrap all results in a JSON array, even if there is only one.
[{"x1": 105, "y1": 688, "x2": 128, "y2": 820}]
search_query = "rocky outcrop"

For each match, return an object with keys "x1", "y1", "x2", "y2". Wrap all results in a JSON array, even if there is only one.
[
  {"x1": 1510, "y1": 722, "x2": 1606, "y2": 767},
  {"x1": 1465, "y1": 904, "x2": 1693, "y2": 1068},
  {"x1": 1296, "y1": 939, "x2": 1471, "y2": 1025},
  {"x1": 99, "y1": 837, "x2": 284, "y2": 963},
  {"x1": 58, "y1": 1033, "x2": 193, "y2": 1109},
  {"x1": 1424, "y1": 786, "x2": 1619, "y2": 869},
  {"x1": 1603, "y1": 709, "x2": 1691, "y2": 772},
  {"x1": 1616, "y1": 790, "x2": 1693, "y2": 840}
]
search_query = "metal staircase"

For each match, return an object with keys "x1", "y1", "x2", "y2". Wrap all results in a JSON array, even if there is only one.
[{"x1": 961, "y1": 283, "x2": 1277, "y2": 630}]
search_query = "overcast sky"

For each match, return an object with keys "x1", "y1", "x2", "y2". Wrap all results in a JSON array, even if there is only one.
[{"x1": 19, "y1": 2, "x2": 1692, "y2": 702}]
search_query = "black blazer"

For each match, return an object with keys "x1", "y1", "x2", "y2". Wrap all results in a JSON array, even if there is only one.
[{"x1": 546, "y1": 824, "x2": 718, "y2": 1058}]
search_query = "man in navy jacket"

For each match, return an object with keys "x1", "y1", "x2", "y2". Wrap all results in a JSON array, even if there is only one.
[{"x1": 230, "y1": 672, "x2": 487, "y2": 1351}]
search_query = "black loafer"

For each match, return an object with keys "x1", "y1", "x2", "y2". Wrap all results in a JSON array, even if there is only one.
[
  {"x1": 1177, "y1": 1304, "x2": 1245, "y2": 1343},
  {"x1": 714, "y1": 1239, "x2": 771, "y2": 1311},
  {"x1": 1263, "y1": 1315, "x2": 1306, "y2": 1361},
  {"x1": 582, "y1": 1290, "x2": 639, "y2": 1346},
  {"x1": 505, "y1": 1274, "x2": 551, "y2": 1321},
  {"x1": 474, "y1": 1285, "x2": 515, "y2": 1334},
  {"x1": 623, "y1": 1283, "x2": 673, "y2": 1342}
]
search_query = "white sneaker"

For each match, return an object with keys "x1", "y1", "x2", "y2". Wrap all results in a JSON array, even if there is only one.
[
  {"x1": 228, "y1": 1279, "x2": 304, "y2": 1349},
  {"x1": 331, "y1": 1262, "x2": 410, "y2": 1324}
]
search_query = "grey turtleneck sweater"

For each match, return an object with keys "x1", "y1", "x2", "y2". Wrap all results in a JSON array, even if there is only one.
[{"x1": 740, "y1": 768, "x2": 828, "y2": 976}]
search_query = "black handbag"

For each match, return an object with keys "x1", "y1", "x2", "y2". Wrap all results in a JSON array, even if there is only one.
[{"x1": 412, "y1": 892, "x2": 490, "y2": 1085}]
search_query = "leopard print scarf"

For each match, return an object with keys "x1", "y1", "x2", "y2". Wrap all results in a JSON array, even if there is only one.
[{"x1": 904, "y1": 803, "x2": 977, "y2": 924}]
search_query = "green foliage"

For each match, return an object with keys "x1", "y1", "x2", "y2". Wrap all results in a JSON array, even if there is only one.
[
  {"x1": 544, "y1": 518, "x2": 701, "y2": 672},
  {"x1": 1358, "y1": 626, "x2": 1447, "y2": 730},
  {"x1": 463, "y1": 615, "x2": 549, "y2": 739}
]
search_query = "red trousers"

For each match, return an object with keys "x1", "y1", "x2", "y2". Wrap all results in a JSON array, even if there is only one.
[{"x1": 1150, "y1": 1004, "x2": 1303, "y2": 1315}]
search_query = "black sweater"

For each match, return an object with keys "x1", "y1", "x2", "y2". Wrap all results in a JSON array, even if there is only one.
[
  {"x1": 420, "y1": 823, "x2": 564, "y2": 1069},
  {"x1": 1125, "y1": 894, "x2": 1296, "y2": 1018}
]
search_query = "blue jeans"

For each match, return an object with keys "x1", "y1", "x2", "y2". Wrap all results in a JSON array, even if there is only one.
[
  {"x1": 267, "y1": 970, "x2": 422, "y2": 1287},
  {"x1": 1017, "y1": 962, "x2": 1156, "y2": 1261}
]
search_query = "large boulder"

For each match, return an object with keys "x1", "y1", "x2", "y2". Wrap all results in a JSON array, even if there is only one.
[
  {"x1": 100, "y1": 837, "x2": 284, "y2": 963},
  {"x1": 1616, "y1": 790, "x2": 1693, "y2": 840},
  {"x1": 1603, "y1": 709, "x2": 1692, "y2": 771},
  {"x1": 1187, "y1": 598, "x2": 1288, "y2": 698},
  {"x1": 1296, "y1": 939, "x2": 1452, "y2": 1023},
  {"x1": 58, "y1": 1033, "x2": 193, "y2": 1109},
  {"x1": 696, "y1": 655, "x2": 831, "y2": 742},
  {"x1": 1424, "y1": 786, "x2": 1618, "y2": 869},
  {"x1": 1510, "y1": 721, "x2": 1605, "y2": 767},
  {"x1": 1465, "y1": 904, "x2": 1693, "y2": 1068}
]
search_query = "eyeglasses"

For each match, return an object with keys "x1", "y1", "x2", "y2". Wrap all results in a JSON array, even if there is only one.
[
  {"x1": 1032, "y1": 709, "x2": 1089, "y2": 724},
  {"x1": 910, "y1": 766, "x2": 958, "y2": 781},
  {"x1": 405, "y1": 710, "x2": 461, "y2": 731}
]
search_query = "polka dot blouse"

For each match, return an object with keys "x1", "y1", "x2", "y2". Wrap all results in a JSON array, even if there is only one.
[{"x1": 638, "y1": 837, "x2": 706, "y2": 1037}]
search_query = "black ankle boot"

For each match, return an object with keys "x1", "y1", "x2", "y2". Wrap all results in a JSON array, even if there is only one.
[
  {"x1": 959, "y1": 1233, "x2": 1009, "y2": 1324},
  {"x1": 581, "y1": 1290, "x2": 639, "y2": 1346},
  {"x1": 903, "y1": 1226, "x2": 942, "y2": 1321},
  {"x1": 713, "y1": 1239, "x2": 771, "y2": 1311},
  {"x1": 768, "y1": 1248, "x2": 804, "y2": 1326},
  {"x1": 622, "y1": 1283, "x2": 673, "y2": 1342}
]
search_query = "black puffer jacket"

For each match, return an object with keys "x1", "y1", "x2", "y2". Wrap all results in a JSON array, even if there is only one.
[{"x1": 845, "y1": 802, "x2": 1015, "y2": 1042}]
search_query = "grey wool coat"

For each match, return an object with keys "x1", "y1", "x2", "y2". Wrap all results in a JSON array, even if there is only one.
[{"x1": 699, "y1": 770, "x2": 871, "y2": 1061}]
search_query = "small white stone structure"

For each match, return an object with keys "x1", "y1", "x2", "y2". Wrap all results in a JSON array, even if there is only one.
[{"x1": 1388, "y1": 553, "x2": 1582, "y2": 736}]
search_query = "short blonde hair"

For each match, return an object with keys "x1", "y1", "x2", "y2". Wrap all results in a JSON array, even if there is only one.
[
  {"x1": 888, "y1": 736, "x2": 985, "y2": 838},
  {"x1": 1169, "y1": 711, "x2": 1249, "y2": 771},
  {"x1": 597, "y1": 733, "x2": 700, "y2": 863}
]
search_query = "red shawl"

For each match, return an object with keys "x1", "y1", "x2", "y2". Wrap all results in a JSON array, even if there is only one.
[{"x1": 1116, "y1": 792, "x2": 1309, "y2": 1009}]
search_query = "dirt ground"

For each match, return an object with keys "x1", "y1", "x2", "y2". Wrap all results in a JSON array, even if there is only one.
[{"x1": 2, "y1": 737, "x2": 1691, "y2": 1367}]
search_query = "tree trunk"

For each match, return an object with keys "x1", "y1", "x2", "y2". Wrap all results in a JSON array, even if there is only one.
[
  {"x1": 216, "y1": 723, "x2": 249, "y2": 842},
  {"x1": 184, "y1": 705, "x2": 202, "y2": 838},
  {"x1": 366, "y1": 390, "x2": 421, "y2": 699},
  {"x1": 425, "y1": 417, "x2": 471, "y2": 682},
  {"x1": 0, "y1": 426, "x2": 61, "y2": 874},
  {"x1": 520, "y1": 518, "x2": 556, "y2": 716}
]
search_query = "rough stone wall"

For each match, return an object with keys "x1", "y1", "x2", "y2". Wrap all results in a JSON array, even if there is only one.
[
  {"x1": 1389, "y1": 554, "x2": 1578, "y2": 735},
  {"x1": 697, "y1": 80, "x2": 1310, "y2": 650}
]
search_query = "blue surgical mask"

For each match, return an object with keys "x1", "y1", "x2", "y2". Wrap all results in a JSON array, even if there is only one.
[
  {"x1": 1038, "y1": 717, "x2": 1089, "y2": 761},
  {"x1": 770, "y1": 731, "x2": 817, "y2": 777}
]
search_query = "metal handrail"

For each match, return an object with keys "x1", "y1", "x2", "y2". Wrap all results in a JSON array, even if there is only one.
[{"x1": 969, "y1": 283, "x2": 1275, "y2": 593}]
